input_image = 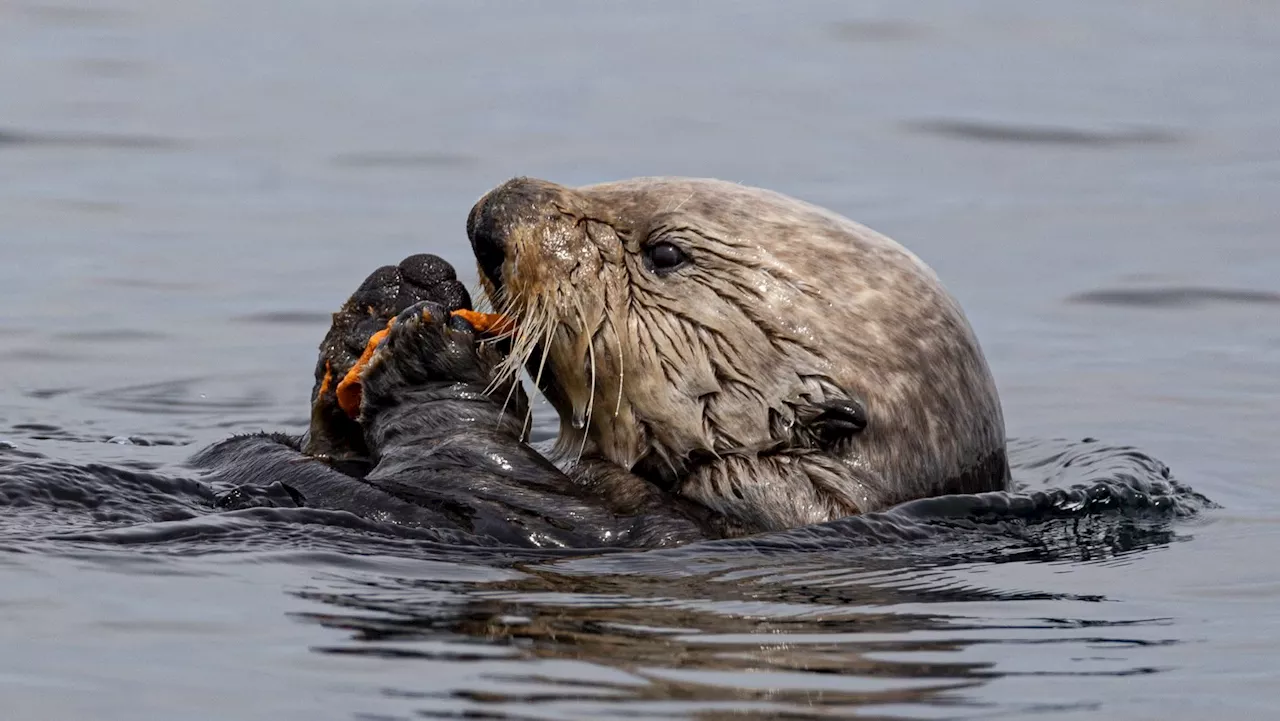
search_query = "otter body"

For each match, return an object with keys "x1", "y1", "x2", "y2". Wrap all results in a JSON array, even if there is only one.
[{"x1": 194, "y1": 177, "x2": 1009, "y2": 547}]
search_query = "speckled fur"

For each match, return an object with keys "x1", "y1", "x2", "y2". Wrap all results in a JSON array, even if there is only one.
[{"x1": 471, "y1": 177, "x2": 1010, "y2": 533}]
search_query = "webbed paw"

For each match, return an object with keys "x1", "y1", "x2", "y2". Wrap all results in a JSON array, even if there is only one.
[
  {"x1": 305, "y1": 255, "x2": 472, "y2": 458},
  {"x1": 348, "y1": 301, "x2": 502, "y2": 413}
]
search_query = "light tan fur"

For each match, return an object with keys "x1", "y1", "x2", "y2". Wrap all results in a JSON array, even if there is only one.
[{"x1": 470, "y1": 177, "x2": 1009, "y2": 533}]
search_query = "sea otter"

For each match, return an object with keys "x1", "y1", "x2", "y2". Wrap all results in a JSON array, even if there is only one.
[{"x1": 193, "y1": 177, "x2": 1009, "y2": 547}]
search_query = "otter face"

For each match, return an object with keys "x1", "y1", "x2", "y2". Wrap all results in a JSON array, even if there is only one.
[{"x1": 468, "y1": 176, "x2": 1009, "y2": 532}]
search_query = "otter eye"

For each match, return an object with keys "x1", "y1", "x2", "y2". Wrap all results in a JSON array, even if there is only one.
[{"x1": 644, "y1": 240, "x2": 690, "y2": 275}]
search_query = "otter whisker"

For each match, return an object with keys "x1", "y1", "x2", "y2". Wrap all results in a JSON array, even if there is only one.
[
  {"x1": 533, "y1": 319, "x2": 556, "y2": 395},
  {"x1": 485, "y1": 294, "x2": 525, "y2": 396},
  {"x1": 574, "y1": 295, "x2": 596, "y2": 463},
  {"x1": 512, "y1": 309, "x2": 552, "y2": 440},
  {"x1": 611, "y1": 315, "x2": 625, "y2": 418},
  {"x1": 484, "y1": 289, "x2": 544, "y2": 437},
  {"x1": 492, "y1": 295, "x2": 540, "y2": 389},
  {"x1": 523, "y1": 311, "x2": 557, "y2": 441},
  {"x1": 494, "y1": 348, "x2": 525, "y2": 429},
  {"x1": 469, "y1": 280, "x2": 494, "y2": 314},
  {"x1": 486, "y1": 288, "x2": 551, "y2": 438}
]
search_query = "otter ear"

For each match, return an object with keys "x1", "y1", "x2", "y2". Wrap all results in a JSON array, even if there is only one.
[{"x1": 797, "y1": 398, "x2": 867, "y2": 448}]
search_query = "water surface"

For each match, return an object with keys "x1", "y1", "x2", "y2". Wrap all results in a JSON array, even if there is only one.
[{"x1": 1, "y1": 1, "x2": 1278, "y2": 719}]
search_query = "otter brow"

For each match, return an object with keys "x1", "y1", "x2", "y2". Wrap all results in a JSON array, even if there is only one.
[
  {"x1": 643, "y1": 221, "x2": 687, "y2": 242},
  {"x1": 682, "y1": 228, "x2": 819, "y2": 300}
]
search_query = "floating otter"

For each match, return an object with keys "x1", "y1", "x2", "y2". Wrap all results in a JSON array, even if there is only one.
[{"x1": 194, "y1": 177, "x2": 1009, "y2": 547}]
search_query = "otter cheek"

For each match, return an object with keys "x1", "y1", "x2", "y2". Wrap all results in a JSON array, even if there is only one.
[
  {"x1": 617, "y1": 377, "x2": 701, "y2": 464},
  {"x1": 542, "y1": 339, "x2": 587, "y2": 421}
]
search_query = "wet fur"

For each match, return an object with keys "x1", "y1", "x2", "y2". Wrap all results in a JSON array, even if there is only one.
[
  {"x1": 193, "y1": 176, "x2": 1009, "y2": 545},
  {"x1": 194, "y1": 303, "x2": 717, "y2": 549},
  {"x1": 470, "y1": 177, "x2": 1010, "y2": 533}
]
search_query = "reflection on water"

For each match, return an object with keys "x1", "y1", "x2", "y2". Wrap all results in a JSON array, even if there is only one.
[
  {"x1": 295, "y1": 579, "x2": 1165, "y2": 718},
  {"x1": 1, "y1": 0, "x2": 1278, "y2": 719},
  {"x1": 290, "y1": 502, "x2": 1187, "y2": 720},
  {"x1": 299, "y1": 578, "x2": 1005, "y2": 717}
]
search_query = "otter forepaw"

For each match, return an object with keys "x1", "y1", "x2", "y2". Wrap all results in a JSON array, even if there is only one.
[
  {"x1": 305, "y1": 254, "x2": 472, "y2": 458},
  {"x1": 343, "y1": 300, "x2": 507, "y2": 420}
]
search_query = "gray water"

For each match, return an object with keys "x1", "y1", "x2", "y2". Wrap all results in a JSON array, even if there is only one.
[{"x1": 1, "y1": 1, "x2": 1277, "y2": 719}]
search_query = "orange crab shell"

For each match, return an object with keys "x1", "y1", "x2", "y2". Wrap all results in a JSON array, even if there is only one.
[{"x1": 333, "y1": 310, "x2": 516, "y2": 419}]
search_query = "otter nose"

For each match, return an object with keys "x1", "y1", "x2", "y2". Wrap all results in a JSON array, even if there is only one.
[
  {"x1": 466, "y1": 192, "x2": 506, "y2": 289},
  {"x1": 467, "y1": 177, "x2": 568, "y2": 289}
]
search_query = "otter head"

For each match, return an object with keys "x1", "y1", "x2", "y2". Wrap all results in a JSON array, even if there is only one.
[{"x1": 467, "y1": 176, "x2": 1009, "y2": 533}]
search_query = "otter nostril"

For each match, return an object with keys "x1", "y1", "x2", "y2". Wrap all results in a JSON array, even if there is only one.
[{"x1": 467, "y1": 193, "x2": 506, "y2": 289}]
